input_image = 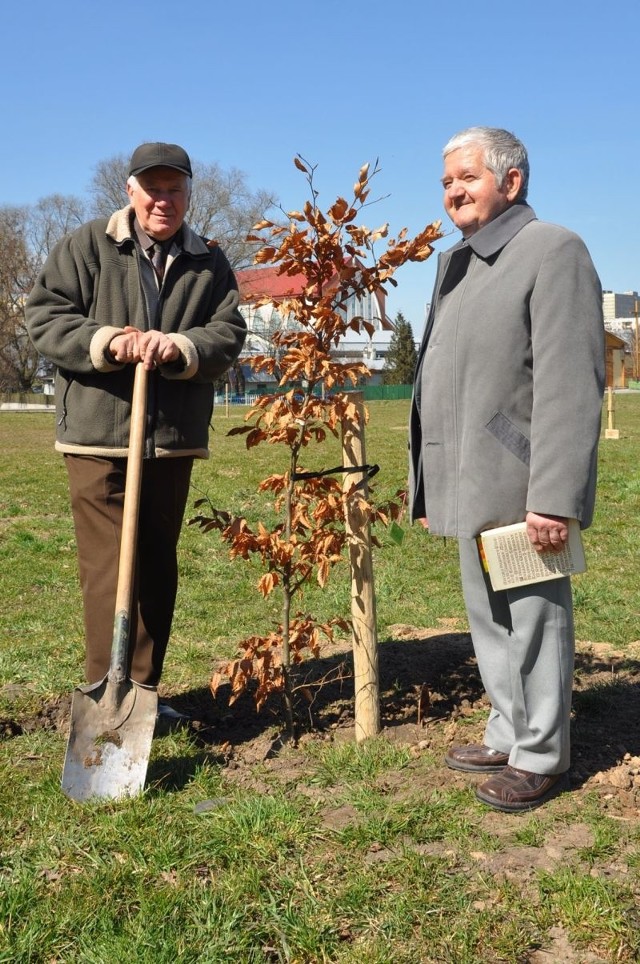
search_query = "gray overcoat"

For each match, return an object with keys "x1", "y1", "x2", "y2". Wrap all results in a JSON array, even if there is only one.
[{"x1": 409, "y1": 203, "x2": 605, "y2": 539}]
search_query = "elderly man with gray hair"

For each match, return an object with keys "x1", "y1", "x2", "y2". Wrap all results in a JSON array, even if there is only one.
[
  {"x1": 409, "y1": 127, "x2": 604, "y2": 811},
  {"x1": 27, "y1": 142, "x2": 246, "y2": 690}
]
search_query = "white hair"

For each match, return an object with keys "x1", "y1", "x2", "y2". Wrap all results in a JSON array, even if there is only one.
[{"x1": 443, "y1": 127, "x2": 529, "y2": 201}]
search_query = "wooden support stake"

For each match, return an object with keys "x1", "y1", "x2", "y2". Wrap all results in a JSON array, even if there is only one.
[
  {"x1": 341, "y1": 392, "x2": 381, "y2": 742},
  {"x1": 605, "y1": 386, "x2": 619, "y2": 439}
]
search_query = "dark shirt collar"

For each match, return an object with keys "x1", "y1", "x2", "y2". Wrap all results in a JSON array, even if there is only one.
[{"x1": 461, "y1": 202, "x2": 537, "y2": 259}]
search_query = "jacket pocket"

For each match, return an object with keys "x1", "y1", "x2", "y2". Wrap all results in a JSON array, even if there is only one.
[{"x1": 485, "y1": 412, "x2": 530, "y2": 466}]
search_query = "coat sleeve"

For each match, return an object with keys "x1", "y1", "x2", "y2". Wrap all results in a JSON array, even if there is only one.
[
  {"x1": 25, "y1": 229, "x2": 110, "y2": 375},
  {"x1": 163, "y1": 246, "x2": 247, "y2": 382},
  {"x1": 526, "y1": 231, "x2": 605, "y2": 525}
]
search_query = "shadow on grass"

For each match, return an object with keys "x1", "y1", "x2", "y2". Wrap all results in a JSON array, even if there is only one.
[
  {"x1": 3, "y1": 633, "x2": 638, "y2": 796},
  {"x1": 571, "y1": 651, "x2": 640, "y2": 786},
  {"x1": 154, "y1": 633, "x2": 640, "y2": 791},
  {"x1": 158, "y1": 632, "x2": 481, "y2": 741},
  {"x1": 146, "y1": 747, "x2": 222, "y2": 794}
]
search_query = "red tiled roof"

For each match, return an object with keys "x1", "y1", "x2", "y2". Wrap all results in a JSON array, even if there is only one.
[
  {"x1": 236, "y1": 255, "x2": 364, "y2": 304},
  {"x1": 236, "y1": 266, "x2": 309, "y2": 302}
]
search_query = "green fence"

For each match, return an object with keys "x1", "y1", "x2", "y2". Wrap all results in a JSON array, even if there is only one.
[
  {"x1": 3, "y1": 386, "x2": 416, "y2": 409},
  {"x1": 361, "y1": 384, "x2": 413, "y2": 401}
]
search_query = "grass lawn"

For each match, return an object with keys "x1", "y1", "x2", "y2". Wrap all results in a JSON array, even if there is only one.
[{"x1": 1, "y1": 395, "x2": 639, "y2": 963}]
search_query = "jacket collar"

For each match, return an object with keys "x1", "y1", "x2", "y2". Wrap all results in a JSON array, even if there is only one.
[
  {"x1": 418, "y1": 202, "x2": 537, "y2": 358},
  {"x1": 105, "y1": 205, "x2": 211, "y2": 257},
  {"x1": 463, "y1": 202, "x2": 537, "y2": 259}
]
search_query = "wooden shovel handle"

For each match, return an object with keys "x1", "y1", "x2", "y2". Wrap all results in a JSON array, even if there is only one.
[{"x1": 114, "y1": 363, "x2": 148, "y2": 622}]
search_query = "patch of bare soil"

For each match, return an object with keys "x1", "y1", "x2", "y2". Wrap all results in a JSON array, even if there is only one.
[
  {"x1": 2, "y1": 625, "x2": 640, "y2": 958},
  {"x1": 3, "y1": 626, "x2": 640, "y2": 814},
  {"x1": 5, "y1": 627, "x2": 640, "y2": 799}
]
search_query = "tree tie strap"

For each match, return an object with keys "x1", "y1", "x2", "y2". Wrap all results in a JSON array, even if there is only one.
[{"x1": 291, "y1": 463, "x2": 379, "y2": 493}]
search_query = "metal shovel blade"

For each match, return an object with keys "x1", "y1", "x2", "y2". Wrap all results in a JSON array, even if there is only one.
[{"x1": 61, "y1": 675, "x2": 158, "y2": 802}]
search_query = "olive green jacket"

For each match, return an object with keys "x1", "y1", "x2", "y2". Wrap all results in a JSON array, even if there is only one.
[{"x1": 26, "y1": 206, "x2": 246, "y2": 458}]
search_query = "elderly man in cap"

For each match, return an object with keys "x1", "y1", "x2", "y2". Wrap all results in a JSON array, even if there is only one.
[{"x1": 27, "y1": 142, "x2": 247, "y2": 687}]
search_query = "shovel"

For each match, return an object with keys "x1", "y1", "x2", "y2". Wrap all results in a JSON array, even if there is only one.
[{"x1": 61, "y1": 363, "x2": 158, "y2": 801}]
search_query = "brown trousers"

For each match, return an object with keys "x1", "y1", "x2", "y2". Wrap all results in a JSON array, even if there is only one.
[{"x1": 65, "y1": 454, "x2": 194, "y2": 686}]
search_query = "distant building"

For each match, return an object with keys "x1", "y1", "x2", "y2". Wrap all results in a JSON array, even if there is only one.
[
  {"x1": 604, "y1": 330, "x2": 630, "y2": 388},
  {"x1": 604, "y1": 317, "x2": 636, "y2": 340},
  {"x1": 235, "y1": 263, "x2": 392, "y2": 386},
  {"x1": 602, "y1": 290, "x2": 639, "y2": 321}
]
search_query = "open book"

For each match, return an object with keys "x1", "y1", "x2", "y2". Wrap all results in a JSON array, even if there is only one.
[{"x1": 479, "y1": 519, "x2": 586, "y2": 592}]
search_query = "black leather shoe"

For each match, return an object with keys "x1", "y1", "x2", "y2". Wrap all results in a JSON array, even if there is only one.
[
  {"x1": 476, "y1": 766, "x2": 569, "y2": 812},
  {"x1": 445, "y1": 744, "x2": 510, "y2": 772}
]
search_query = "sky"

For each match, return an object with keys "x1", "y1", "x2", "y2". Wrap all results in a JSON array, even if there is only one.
[{"x1": 3, "y1": 0, "x2": 638, "y2": 336}]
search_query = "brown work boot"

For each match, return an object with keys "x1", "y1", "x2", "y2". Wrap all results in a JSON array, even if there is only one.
[
  {"x1": 476, "y1": 766, "x2": 569, "y2": 812},
  {"x1": 445, "y1": 744, "x2": 510, "y2": 773}
]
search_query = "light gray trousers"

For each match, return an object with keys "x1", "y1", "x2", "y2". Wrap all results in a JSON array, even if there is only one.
[{"x1": 458, "y1": 538, "x2": 574, "y2": 775}]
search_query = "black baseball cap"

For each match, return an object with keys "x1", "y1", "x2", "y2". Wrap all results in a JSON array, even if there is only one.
[{"x1": 128, "y1": 142, "x2": 192, "y2": 177}]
